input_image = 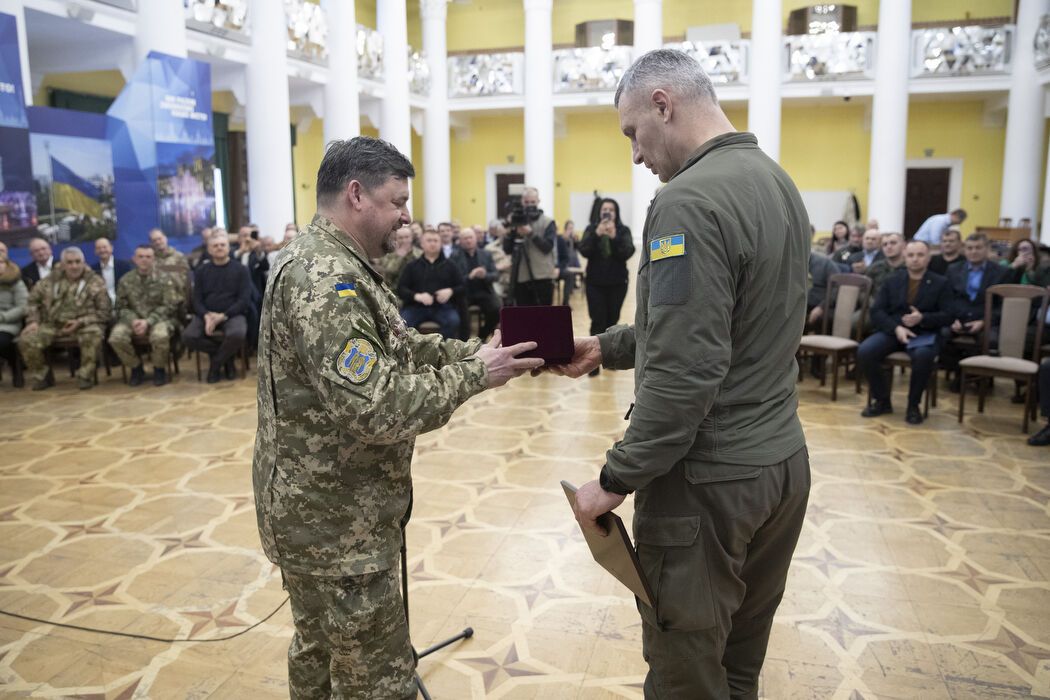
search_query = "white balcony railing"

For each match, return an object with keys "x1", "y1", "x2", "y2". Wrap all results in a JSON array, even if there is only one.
[
  {"x1": 786, "y1": 31, "x2": 876, "y2": 81},
  {"x1": 409, "y1": 49, "x2": 431, "y2": 96},
  {"x1": 186, "y1": 0, "x2": 249, "y2": 41},
  {"x1": 357, "y1": 25, "x2": 384, "y2": 81},
  {"x1": 285, "y1": 0, "x2": 327, "y2": 63},
  {"x1": 666, "y1": 40, "x2": 749, "y2": 85},
  {"x1": 448, "y1": 53, "x2": 525, "y2": 97},
  {"x1": 552, "y1": 46, "x2": 633, "y2": 93},
  {"x1": 912, "y1": 24, "x2": 1013, "y2": 77},
  {"x1": 1036, "y1": 14, "x2": 1050, "y2": 69}
]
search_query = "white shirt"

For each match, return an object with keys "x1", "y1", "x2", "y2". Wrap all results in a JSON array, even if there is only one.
[
  {"x1": 442, "y1": 243, "x2": 455, "y2": 259},
  {"x1": 99, "y1": 258, "x2": 116, "y2": 301},
  {"x1": 37, "y1": 256, "x2": 53, "y2": 281},
  {"x1": 913, "y1": 213, "x2": 953, "y2": 246}
]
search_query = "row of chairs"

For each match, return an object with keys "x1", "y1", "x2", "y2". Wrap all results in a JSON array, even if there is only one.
[{"x1": 798, "y1": 274, "x2": 1049, "y2": 432}]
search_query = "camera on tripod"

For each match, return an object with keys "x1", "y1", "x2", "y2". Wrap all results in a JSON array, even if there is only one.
[{"x1": 503, "y1": 183, "x2": 540, "y2": 228}]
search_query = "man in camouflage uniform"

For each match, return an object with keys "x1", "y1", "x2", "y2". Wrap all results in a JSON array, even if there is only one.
[
  {"x1": 19, "y1": 247, "x2": 111, "y2": 390},
  {"x1": 252, "y1": 136, "x2": 542, "y2": 699},
  {"x1": 108, "y1": 244, "x2": 181, "y2": 387}
]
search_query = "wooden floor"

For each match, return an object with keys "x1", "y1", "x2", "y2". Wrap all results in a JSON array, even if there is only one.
[{"x1": 0, "y1": 292, "x2": 1048, "y2": 699}]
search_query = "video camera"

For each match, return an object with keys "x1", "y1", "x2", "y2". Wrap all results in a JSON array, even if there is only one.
[{"x1": 503, "y1": 184, "x2": 541, "y2": 228}]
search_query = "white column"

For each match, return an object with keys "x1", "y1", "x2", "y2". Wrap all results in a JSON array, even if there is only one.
[
  {"x1": 524, "y1": 0, "x2": 554, "y2": 213},
  {"x1": 999, "y1": 0, "x2": 1049, "y2": 232},
  {"x1": 246, "y1": 0, "x2": 295, "y2": 235},
  {"x1": 134, "y1": 0, "x2": 187, "y2": 63},
  {"x1": 378, "y1": 0, "x2": 412, "y2": 158},
  {"x1": 322, "y1": 0, "x2": 361, "y2": 144},
  {"x1": 0, "y1": 0, "x2": 32, "y2": 106},
  {"x1": 631, "y1": 0, "x2": 662, "y2": 239},
  {"x1": 747, "y1": 0, "x2": 782, "y2": 161},
  {"x1": 422, "y1": 0, "x2": 450, "y2": 223},
  {"x1": 866, "y1": 0, "x2": 911, "y2": 233}
]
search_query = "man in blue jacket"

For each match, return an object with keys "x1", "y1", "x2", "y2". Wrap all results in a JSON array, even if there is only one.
[{"x1": 857, "y1": 240, "x2": 954, "y2": 424}]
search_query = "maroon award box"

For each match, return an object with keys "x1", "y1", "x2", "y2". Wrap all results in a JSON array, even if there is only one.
[{"x1": 498, "y1": 305, "x2": 574, "y2": 365}]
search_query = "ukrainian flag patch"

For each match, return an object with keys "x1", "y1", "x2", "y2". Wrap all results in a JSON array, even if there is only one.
[
  {"x1": 334, "y1": 282, "x2": 357, "y2": 298},
  {"x1": 650, "y1": 234, "x2": 685, "y2": 261}
]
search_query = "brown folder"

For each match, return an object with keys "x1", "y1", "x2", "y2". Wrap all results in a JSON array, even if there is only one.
[{"x1": 561, "y1": 481, "x2": 655, "y2": 609}]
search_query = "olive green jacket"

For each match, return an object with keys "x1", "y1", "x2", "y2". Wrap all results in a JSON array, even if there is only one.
[
  {"x1": 25, "y1": 269, "x2": 111, "y2": 328},
  {"x1": 253, "y1": 215, "x2": 487, "y2": 576},
  {"x1": 598, "y1": 132, "x2": 809, "y2": 492},
  {"x1": 114, "y1": 270, "x2": 181, "y2": 327}
]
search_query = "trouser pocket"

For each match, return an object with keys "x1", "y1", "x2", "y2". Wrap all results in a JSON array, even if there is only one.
[{"x1": 633, "y1": 512, "x2": 713, "y2": 632}]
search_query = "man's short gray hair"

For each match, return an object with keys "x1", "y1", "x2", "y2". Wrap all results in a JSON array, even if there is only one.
[
  {"x1": 60, "y1": 247, "x2": 85, "y2": 262},
  {"x1": 614, "y1": 48, "x2": 718, "y2": 108}
]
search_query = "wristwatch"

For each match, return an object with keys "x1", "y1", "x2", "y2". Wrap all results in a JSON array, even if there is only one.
[{"x1": 599, "y1": 465, "x2": 631, "y2": 496}]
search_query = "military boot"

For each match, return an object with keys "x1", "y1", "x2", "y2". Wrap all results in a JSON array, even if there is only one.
[
  {"x1": 31, "y1": 369, "x2": 54, "y2": 391},
  {"x1": 78, "y1": 375, "x2": 95, "y2": 390},
  {"x1": 129, "y1": 364, "x2": 145, "y2": 387},
  {"x1": 153, "y1": 368, "x2": 167, "y2": 386}
]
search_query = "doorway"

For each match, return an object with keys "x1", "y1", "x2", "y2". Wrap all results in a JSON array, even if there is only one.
[
  {"x1": 486, "y1": 165, "x2": 525, "y2": 224},
  {"x1": 903, "y1": 159, "x2": 963, "y2": 239}
]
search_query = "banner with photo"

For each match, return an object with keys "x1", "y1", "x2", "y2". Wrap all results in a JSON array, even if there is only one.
[{"x1": 0, "y1": 12, "x2": 35, "y2": 247}]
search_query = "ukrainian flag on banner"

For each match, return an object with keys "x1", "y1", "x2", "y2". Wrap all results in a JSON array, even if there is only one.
[{"x1": 50, "y1": 156, "x2": 103, "y2": 219}]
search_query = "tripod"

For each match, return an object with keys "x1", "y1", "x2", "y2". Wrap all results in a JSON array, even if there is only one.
[{"x1": 401, "y1": 518, "x2": 473, "y2": 699}]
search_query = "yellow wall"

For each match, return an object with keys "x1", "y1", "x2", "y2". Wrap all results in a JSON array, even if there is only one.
[
  {"x1": 411, "y1": 129, "x2": 425, "y2": 221},
  {"x1": 450, "y1": 114, "x2": 524, "y2": 223},
  {"x1": 551, "y1": 0, "x2": 635, "y2": 45},
  {"x1": 292, "y1": 118, "x2": 324, "y2": 229},
  {"x1": 552, "y1": 111, "x2": 633, "y2": 222},
  {"x1": 357, "y1": 0, "x2": 376, "y2": 29},
  {"x1": 912, "y1": 0, "x2": 1014, "y2": 23},
  {"x1": 447, "y1": 0, "x2": 523, "y2": 53},
  {"x1": 33, "y1": 70, "x2": 124, "y2": 105}
]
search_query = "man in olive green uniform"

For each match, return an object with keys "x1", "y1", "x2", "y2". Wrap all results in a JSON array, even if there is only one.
[
  {"x1": 19, "y1": 247, "x2": 111, "y2": 390},
  {"x1": 108, "y1": 245, "x2": 181, "y2": 387},
  {"x1": 252, "y1": 136, "x2": 542, "y2": 699},
  {"x1": 377, "y1": 224, "x2": 420, "y2": 290},
  {"x1": 563, "y1": 50, "x2": 811, "y2": 699}
]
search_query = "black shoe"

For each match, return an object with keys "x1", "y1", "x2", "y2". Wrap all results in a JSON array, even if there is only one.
[
  {"x1": 905, "y1": 405, "x2": 924, "y2": 425},
  {"x1": 77, "y1": 376, "x2": 95, "y2": 390},
  {"x1": 153, "y1": 368, "x2": 167, "y2": 386},
  {"x1": 1011, "y1": 392, "x2": 1026, "y2": 405},
  {"x1": 11, "y1": 365, "x2": 24, "y2": 388},
  {"x1": 128, "y1": 364, "x2": 145, "y2": 387},
  {"x1": 206, "y1": 362, "x2": 221, "y2": 384},
  {"x1": 224, "y1": 360, "x2": 236, "y2": 380},
  {"x1": 588, "y1": 367, "x2": 600, "y2": 377},
  {"x1": 861, "y1": 400, "x2": 893, "y2": 418},
  {"x1": 1028, "y1": 423, "x2": 1050, "y2": 447},
  {"x1": 948, "y1": 376, "x2": 961, "y2": 393},
  {"x1": 31, "y1": 369, "x2": 55, "y2": 391}
]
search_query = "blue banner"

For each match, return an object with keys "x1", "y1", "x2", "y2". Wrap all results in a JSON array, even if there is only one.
[{"x1": 0, "y1": 13, "x2": 27, "y2": 130}]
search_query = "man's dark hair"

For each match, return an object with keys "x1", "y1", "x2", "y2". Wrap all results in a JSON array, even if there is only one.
[
  {"x1": 907, "y1": 239, "x2": 930, "y2": 250},
  {"x1": 966, "y1": 232, "x2": 988, "y2": 245},
  {"x1": 316, "y1": 136, "x2": 414, "y2": 205},
  {"x1": 134, "y1": 244, "x2": 153, "y2": 252},
  {"x1": 951, "y1": 208, "x2": 967, "y2": 221}
]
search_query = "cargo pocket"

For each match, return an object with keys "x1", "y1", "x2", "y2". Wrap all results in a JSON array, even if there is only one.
[
  {"x1": 633, "y1": 512, "x2": 714, "y2": 632},
  {"x1": 683, "y1": 462, "x2": 762, "y2": 485}
]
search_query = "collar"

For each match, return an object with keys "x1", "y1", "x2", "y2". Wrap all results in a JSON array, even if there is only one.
[
  {"x1": 100, "y1": 258, "x2": 113, "y2": 269},
  {"x1": 670, "y1": 131, "x2": 757, "y2": 182},
  {"x1": 39, "y1": 256, "x2": 53, "y2": 270},
  {"x1": 311, "y1": 214, "x2": 384, "y2": 283},
  {"x1": 968, "y1": 261, "x2": 985, "y2": 272}
]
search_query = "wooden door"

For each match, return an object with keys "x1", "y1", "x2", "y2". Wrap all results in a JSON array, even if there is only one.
[
  {"x1": 904, "y1": 167, "x2": 950, "y2": 239},
  {"x1": 495, "y1": 172, "x2": 525, "y2": 222}
]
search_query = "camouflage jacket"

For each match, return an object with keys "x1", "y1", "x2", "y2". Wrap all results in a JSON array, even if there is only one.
[
  {"x1": 253, "y1": 215, "x2": 487, "y2": 577},
  {"x1": 378, "y1": 248, "x2": 421, "y2": 291},
  {"x1": 865, "y1": 258, "x2": 904, "y2": 300},
  {"x1": 26, "y1": 269, "x2": 111, "y2": 327},
  {"x1": 115, "y1": 270, "x2": 180, "y2": 327},
  {"x1": 156, "y1": 247, "x2": 188, "y2": 270}
]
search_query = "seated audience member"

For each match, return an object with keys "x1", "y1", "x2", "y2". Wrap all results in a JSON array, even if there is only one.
[
  {"x1": 18, "y1": 247, "x2": 111, "y2": 390},
  {"x1": 0, "y1": 241, "x2": 28, "y2": 386},
  {"x1": 378, "y1": 225, "x2": 421, "y2": 291},
  {"x1": 472, "y1": 224, "x2": 490, "y2": 247},
  {"x1": 825, "y1": 220, "x2": 850, "y2": 255},
  {"x1": 409, "y1": 220, "x2": 424, "y2": 246},
  {"x1": 831, "y1": 225, "x2": 864, "y2": 267},
  {"x1": 108, "y1": 245, "x2": 181, "y2": 387},
  {"x1": 20, "y1": 237, "x2": 54, "y2": 290},
  {"x1": 1001, "y1": 238, "x2": 1049, "y2": 286},
  {"x1": 182, "y1": 235, "x2": 252, "y2": 383},
  {"x1": 556, "y1": 219, "x2": 582, "y2": 301},
  {"x1": 847, "y1": 228, "x2": 884, "y2": 274},
  {"x1": 149, "y1": 228, "x2": 187, "y2": 270},
  {"x1": 928, "y1": 227, "x2": 964, "y2": 275},
  {"x1": 187, "y1": 227, "x2": 214, "y2": 269},
  {"x1": 857, "y1": 241, "x2": 953, "y2": 425},
  {"x1": 806, "y1": 251, "x2": 842, "y2": 331},
  {"x1": 942, "y1": 233, "x2": 1006, "y2": 387},
  {"x1": 865, "y1": 232, "x2": 905, "y2": 299},
  {"x1": 91, "y1": 237, "x2": 131, "y2": 304},
  {"x1": 398, "y1": 229, "x2": 463, "y2": 339},
  {"x1": 485, "y1": 220, "x2": 512, "y2": 296},
  {"x1": 914, "y1": 208, "x2": 967, "y2": 246},
  {"x1": 1030, "y1": 360, "x2": 1050, "y2": 446},
  {"x1": 450, "y1": 228, "x2": 500, "y2": 340},
  {"x1": 236, "y1": 227, "x2": 270, "y2": 300},
  {"x1": 437, "y1": 222, "x2": 457, "y2": 259}
]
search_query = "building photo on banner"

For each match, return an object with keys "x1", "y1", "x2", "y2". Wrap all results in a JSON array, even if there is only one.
[{"x1": 0, "y1": 0, "x2": 1050, "y2": 699}]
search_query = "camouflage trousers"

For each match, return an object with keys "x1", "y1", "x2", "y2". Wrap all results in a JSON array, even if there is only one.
[
  {"x1": 108, "y1": 320, "x2": 173, "y2": 369},
  {"x1": 282, "y1": 568, "x2": 416, "y2": 700},
  {"x1": 18, "y1": 323, "x2": 103, "y2": 382}
]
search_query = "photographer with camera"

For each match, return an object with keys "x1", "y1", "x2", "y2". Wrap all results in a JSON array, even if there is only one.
[
  {"x1": 502, "y1": 186, "x2": 557, "y2": 306},
  {"x1": 577, "y1": 197, "x2": 635, "y2": 375}
]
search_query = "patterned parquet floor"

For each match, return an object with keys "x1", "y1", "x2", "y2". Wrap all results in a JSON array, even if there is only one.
[{"x1": 0, "y1": 292, "x2": 1048, "y2": 699}]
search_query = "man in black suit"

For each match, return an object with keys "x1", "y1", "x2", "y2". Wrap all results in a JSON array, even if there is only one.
[
  {"x1": 449, "y1": 227, "x2": 500, "y2": 340},
  {"x1": 942, "y1": 232, "x2": 1005, "y2": 386},
  {"x1": 857, "y1": 240, "x2": 954, "y2": 425},
  {"x1": 927, "y1": 227, "x2": 963, "y2": 275},
  {"x1": 91, "y1": 237, "x2": 132, "y2": 305},
  {"x1": 20, "y1": 237, "x2": 54, "y2": 290}
]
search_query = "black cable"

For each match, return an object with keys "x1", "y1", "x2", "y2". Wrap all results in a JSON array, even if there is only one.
[{"x1": 0, "y1": 596, "x2": 289, "y2": 643}]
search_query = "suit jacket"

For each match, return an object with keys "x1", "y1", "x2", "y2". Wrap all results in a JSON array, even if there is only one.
[
  {"x1": 449, "y1": 247, "x2": 497, "y2": 296},
  {"x1": 947, "y1": 260, "x2": 1004, "y2": 323},
  {"x1": 870, "y1": 268, "x2": 954, "y2": 336},
  {"x1": 91, "y1": 258, "x2": 133, "y2": 280},
  {"x1": 20, "y1": 260, "x2": 51, "y2": 290}
]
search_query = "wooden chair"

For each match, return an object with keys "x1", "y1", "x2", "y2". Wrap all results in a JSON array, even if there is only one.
[
  {"x1": 50, "y1": 334, "x2": 111, "y2": 382},
  {"x1": 193, "y1": 333, "x2": 251, "y2": 381},
  {"x1": 958, "y1": 284, "x2": 1048, "y2": 432},
  {"x1": 875, "y1": 352, "x2": 938, "y2": 418},
  {"x1": 797, "y1": 273, "x2": 871, "y2": 401}
]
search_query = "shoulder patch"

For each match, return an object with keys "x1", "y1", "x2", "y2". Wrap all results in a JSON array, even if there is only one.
[
  {"x1": 336, "y1": 338, "x2": 378, "y2": 384},
  {"x1": 334, "y1": 282, "x2": 357, "y2": 298},
  {"x1": 650, "y1": 234, "x2": 685, "y2": 261}
]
